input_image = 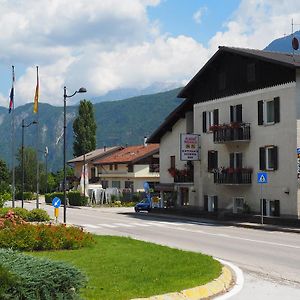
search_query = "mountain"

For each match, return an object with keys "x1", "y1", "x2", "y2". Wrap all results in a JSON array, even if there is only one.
[
  {"x1": 264, "y1": 30, "x2": 300, "y2": 53},
  {"x1": 91, "y1": 82, "x2": 181, "y2": 103},
  {"x1": 1, "y1": 88, "x2": 183, "y2": 172}
]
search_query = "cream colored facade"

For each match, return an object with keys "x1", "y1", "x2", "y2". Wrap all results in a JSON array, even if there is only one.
[
  {"x1": 194, "y1": 82, "x2": 299, "y2": 218},
  {"x1": 97, "y1": 164, "x2": 159, "y2": 192}
]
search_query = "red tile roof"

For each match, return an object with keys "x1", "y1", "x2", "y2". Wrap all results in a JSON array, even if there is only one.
[{"x1": 93, "y1": 144, "x2": 159, "y2": 164}]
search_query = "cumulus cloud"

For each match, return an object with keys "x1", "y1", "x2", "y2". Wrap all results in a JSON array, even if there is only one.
[{"x1": 1, "y1": 0, "x2": 300, "y2": 107}]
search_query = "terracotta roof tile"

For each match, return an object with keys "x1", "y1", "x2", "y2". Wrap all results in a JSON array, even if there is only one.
[{"x1": 94, "y1": 144, "x2": 159, "y2": 164}]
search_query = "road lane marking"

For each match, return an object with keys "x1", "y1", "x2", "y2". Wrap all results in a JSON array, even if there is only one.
[
  {"x1": 131, "y1": 222, "x2": 152, "y2": 227},
  {"x1": 82, "y1": 224, "x2": 99, "y2": 229},
  {"x1": 114, "y1": 223, "x2": 134, "y2": 227},
  {"x1": 97, "y1": 224, "x2": 117, "y2": 228}
]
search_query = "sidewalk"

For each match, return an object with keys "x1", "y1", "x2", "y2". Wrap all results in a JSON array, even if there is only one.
[{"x1": 150, "y1": 208, "x2": 300, "y2": 234}]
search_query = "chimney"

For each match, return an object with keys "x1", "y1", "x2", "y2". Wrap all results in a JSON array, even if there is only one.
[
  {"x1": 104, "y1": 145, "x2": 106, "y2": 151},
  {"x1": 144, "y1": 136, "x2": 148, "y2": 147}
]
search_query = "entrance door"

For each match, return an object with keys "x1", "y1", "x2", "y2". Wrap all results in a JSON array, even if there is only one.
[{"x1": 180, "y1": 188, "x2": 189, "y2": 206}]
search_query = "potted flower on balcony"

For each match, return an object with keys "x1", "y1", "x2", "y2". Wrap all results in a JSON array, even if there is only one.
[
  {"x1": 168, "y1": 167, "x2": 177, "y2": 177},
  {"x1": 209, "y1": 124, "x2": 220, "y2": 131}
]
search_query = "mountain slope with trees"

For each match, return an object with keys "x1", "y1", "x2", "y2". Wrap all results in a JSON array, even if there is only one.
[{"x1": 0, "y1": 88, "x2": 183, "y2": 171}]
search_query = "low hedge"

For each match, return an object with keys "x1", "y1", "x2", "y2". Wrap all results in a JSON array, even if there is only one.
[
  {"x1": 0, "y1": 248, "x2": 86, "y2": 299},
  {"x1": 46, "y1": 191, "x2": 88, "y2": 206},
  {"x1": 15, "y1": 191, "x2": 34, "y2": 201}
]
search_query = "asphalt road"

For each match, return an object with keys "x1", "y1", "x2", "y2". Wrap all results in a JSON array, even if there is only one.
[{"x1": 18, "y1": 202, "x2": 300, "y2": 299}]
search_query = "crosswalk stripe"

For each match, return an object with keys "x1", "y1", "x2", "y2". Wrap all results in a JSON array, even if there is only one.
[{"x1": 130, "y1": 222, "x2": 151, "y2": 227}]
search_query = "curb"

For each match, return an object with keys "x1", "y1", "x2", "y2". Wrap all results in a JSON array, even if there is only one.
[{"x1": 131, "y1": 265, "x2": 233, "y2": 300}]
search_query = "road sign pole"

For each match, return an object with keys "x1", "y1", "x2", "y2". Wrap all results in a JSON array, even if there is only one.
[{"x1": 260, "y1": 183, "x2": 263, "y2": 225}]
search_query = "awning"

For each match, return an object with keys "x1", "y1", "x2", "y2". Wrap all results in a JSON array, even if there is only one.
[{"x1": 154, "y1": 183, "x2": 175, "y2": 192}]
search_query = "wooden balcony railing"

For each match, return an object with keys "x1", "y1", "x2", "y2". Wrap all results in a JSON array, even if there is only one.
[
  {"x1": 211, "y1": 123, "x2": 251, "y2": 143},
  {"x1": 213, "y1": 168, "x2": 252, "y2": 184}
]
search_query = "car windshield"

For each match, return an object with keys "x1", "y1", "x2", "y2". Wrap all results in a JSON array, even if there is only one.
[{"x1": 140, "y1": 198, "x2": 150, "y2": 203}]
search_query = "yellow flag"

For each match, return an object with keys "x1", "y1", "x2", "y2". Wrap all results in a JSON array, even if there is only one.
[{"x1": 33, "y1": 66, "x2": 39, "y2": 113}]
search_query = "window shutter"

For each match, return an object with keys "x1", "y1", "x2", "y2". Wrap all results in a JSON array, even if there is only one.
[
  {"x1": 213, "y1": 109, "x2": 219, "y2": 125},
  {"x1": 273, "y1": 146, "x2": 278, "y2": 170},
  {"x1": 203, "y1": 111, "x2": 207, "y2": 133},
  {"x1": 274, "y1": 97, "x2": 280, "y2": 123},
  {"x1": 274, "y1": 200, "x2": 280, "y2": 217},
  {"x1": 259, "y1": 147, "x2": 266, "y2": 170},
  {"x1": 204, "y1": 195, "x2": 208, "y2": 211},
  {"x1": 213, "y1": 196, "x2": 218, "y2": 212},
  {"x1": 229, "y1": 153, "x2": 234, "y2": 168},
  {"x1": 230, "y1": 106, "x2": 234, "y2": 123},
  {"x1": 236, "y1": 104, "x2": 243, "y2": 123},
  {"x1": 208, "y1": 151, "x2": 212, "y2": 171},
  {"x1": 236, "y1": 153, "x2": 243, "y2": 169},
  {"x1": 214, "y1": 151, "x2": 218, "y2": 169},
  {"x1": 258, "y1": 100, "x2": 264, "y2": 125}
]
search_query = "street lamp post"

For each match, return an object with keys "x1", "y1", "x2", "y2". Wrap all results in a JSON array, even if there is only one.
[
  {"x1": 21, "y1": 119, "x2": 37, "y2": 208},
  {"x1": 63, "y1": 86, "x2": 86, "y2": 223},
  {"x1": 44, "y1": 146, "x2": 49, "y2": 194}
]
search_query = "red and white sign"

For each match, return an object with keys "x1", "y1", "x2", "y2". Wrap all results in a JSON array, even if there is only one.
[{"x1": 180, "y1": 134, "x2": 200, "y2": 161}]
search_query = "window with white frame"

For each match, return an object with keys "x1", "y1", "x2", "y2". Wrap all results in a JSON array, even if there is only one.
[
  {"x1": 233, "y1": 197, "x2": 244, "y2": 214},
  {"x1": 258, "y1": 97, "x2": 280, "y2": 125},
  {"x1": 259, "y1": 146, "x2": 278, "y2": 171},
  {"x1": 202, "y1": 109, "x2": 219, "y2": 132}
]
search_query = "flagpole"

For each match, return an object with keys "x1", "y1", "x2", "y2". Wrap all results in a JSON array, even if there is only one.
[
  {"x1": 34, "y1": 66, "x2": 40, "y2": 209},
  {"x1": 11, "y1": 66, "x2": 16, "y2": 208}
]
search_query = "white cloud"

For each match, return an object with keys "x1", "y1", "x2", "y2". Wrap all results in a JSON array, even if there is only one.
[
  {"x1": 193, "y1": 7, "x2": 207, "y2": 24},
  {"x1": 2, "y1": 0, "x2": 300, "y2": 107}
]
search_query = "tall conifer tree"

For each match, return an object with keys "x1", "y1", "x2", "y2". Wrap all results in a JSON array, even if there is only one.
[{"x1": 73, "y1": 100, "x2": 97, "y2": 157}]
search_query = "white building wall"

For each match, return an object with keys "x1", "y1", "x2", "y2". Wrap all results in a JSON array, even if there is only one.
[{"x1": 194, "y1": 83, "x2": 299, "y2": 218}]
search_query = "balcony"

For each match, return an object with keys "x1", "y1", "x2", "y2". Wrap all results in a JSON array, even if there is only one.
[
  {"x1": 168, "y1": 168, "x2": 194, "y2": 183},
  {"x1": 213, "y1": 168, "x2": 252, "y2": 185},
  {"x1": 211, "y1": 123, "x2": 251, "y2": 143}
]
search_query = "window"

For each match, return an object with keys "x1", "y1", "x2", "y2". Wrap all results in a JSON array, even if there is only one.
[
  {"x1": 230, "y1": 104, "x2": 242, "y2": 123},
  {"x1": 109, "y1": 164, "x2": 113, "y2": 171},
  {"x1": 170, "y1": 156, "x2": 175, "y2": 169},
  {"x1": 101, "y1": 180, "x2": 108, "y2": 188},
  {"x1": 259, "y1": 146, "x2": 278, "y2": 171},
  {"x1": 127, "y1": 164, "x2": 133, "y2": 172},
  {"x1": 261, "y1": 199, "x2": 280, "y2": 217},
  {"x1": 204, "y1": 195, "x2": 218, "y2": 212},
  {"x1": 125, "y1": 181, "x2": 133, "y2": 190},
  {"x1": 114, "y1": 164, "x2": 118, "y2": 171},
  {"x1": 208, "y1": 151, "x2": 218, "y2": 172},
  {"x1": 258, "y1": 97, "x2": 280, "y2": 125},
  {"x1": 233, "y1": 197, "x2": 244, "y2": 213},
  {"x1": 229, "y1": 152, "x2": 243, "y2": 169},
  {"x1": 202, "y1": 109, "x2": 219, "y2": 132},
  {"x1": 112, "y1": 181, "x2": 120, "y2": 188}
]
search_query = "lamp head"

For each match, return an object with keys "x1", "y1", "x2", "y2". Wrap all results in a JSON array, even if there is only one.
[{"x1": 78, "y1": 87, "x2": 87, "y2": 93}]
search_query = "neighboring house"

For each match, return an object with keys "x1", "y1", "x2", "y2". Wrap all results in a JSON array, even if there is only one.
[
  {"x1": 67, "y1": 146, "x2": 123, "y2": 181},
  {"x1": 148, "y1": 46, "x2": 300, "y2": 219},
  {"x1": 92, "y1": 143, "x2": 160, "y2": 193}
]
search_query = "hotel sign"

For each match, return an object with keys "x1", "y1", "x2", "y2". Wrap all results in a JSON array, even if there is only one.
[{"x1": 180, "y1": 134, "x2": 200, "y2": 161}]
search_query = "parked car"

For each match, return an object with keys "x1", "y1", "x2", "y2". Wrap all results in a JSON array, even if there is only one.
[{"x1": 134, "y1": 198, "x2": 152, "y2": 212}]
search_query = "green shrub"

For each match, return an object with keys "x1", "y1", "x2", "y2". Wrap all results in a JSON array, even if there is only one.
[
  {"x1": 0, "y1": 264, "x2": 20, "y2": 299},
  {"x1": 68, "y1": 191, "x2": 88, "y2": 206},
  {"x1": 15, "y1": 191, "x2": 34, "y2": 200},
  {"x1": 0, "y1": 248, "x2": 86, "y2": 299},
  {"x1": 0, "y1": 192, "x2": 11, "y2": 208},
  {"x1": 27, "y1": 209, "x2": 50, "y2": 222},
  {"x1": 45, "y1": 192, "x2": 65, "y2": 204},
  {"x1": 0, "y1": 222, "x2": 94, "y2": 251},
  {"x1": 11, "y1": 208, "x2": 29, "y2": 220}
]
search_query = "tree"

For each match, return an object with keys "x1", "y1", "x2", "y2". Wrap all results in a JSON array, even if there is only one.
[
  {"x1": 0, "y1": 158, "x2": 10, "y2": 192},
  {"x1": 73, "y1": 100, "x2": 97, "y2": 157}
]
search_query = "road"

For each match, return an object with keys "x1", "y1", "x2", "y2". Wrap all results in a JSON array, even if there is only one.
[{"x1": 20, "y1": 202, "x2": 300, "y2": 299}]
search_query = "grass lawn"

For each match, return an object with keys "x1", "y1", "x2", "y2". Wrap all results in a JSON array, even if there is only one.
[{"x1": 33, "y1": 235, "x2": 221, "y2": 300}]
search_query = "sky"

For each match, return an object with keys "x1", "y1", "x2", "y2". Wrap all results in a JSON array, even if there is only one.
[{"x1": 1, "y1": 0, "x2": 300, "y2": 108}]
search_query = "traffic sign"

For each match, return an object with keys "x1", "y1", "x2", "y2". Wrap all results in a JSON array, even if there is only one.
[
  {"x1": 52, "y1": 197, "x2": 61, "y2": 208},
  {"x1": 257, "y1": 172, "x2": 268, "y2": 184}
]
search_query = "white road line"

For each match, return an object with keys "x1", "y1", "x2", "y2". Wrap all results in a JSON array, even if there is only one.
[
  {"x1": 144, "y1": 222, "x2": 168, "y2": 227},
  {"x1": 97, "y1": 224, "x2": 117, "y2": 228},
  {"x1": 130, "y1": 222, "x2": 151, "y2": 227},
  {"x1": 82, "y1": 224, "x2": 100, "y2": 229},
  {"x1": 114, "y1": 223, "x2": 134, "y2": 227},
  {"x1": 214, "y1": 258, "x2": 244, "y2": 300}
]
